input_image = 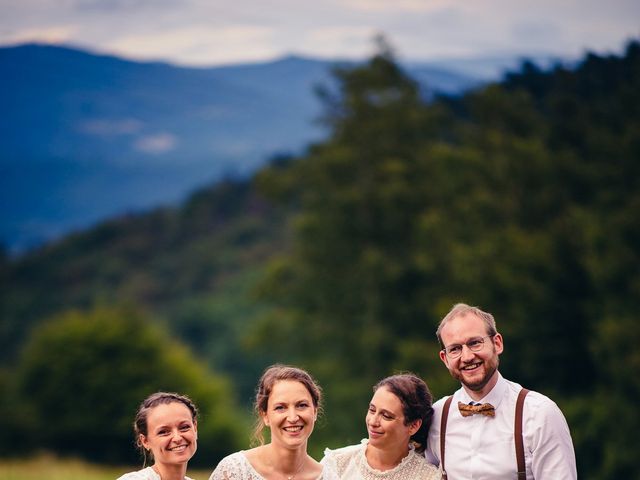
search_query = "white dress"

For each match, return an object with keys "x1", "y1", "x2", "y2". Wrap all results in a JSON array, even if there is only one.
[
  {"x1": 321, "y1": 440, "x2": 441, "y2": 480},
  {"x1": 117, "y1": 466, "x2": 194, "y2": 480},
  {"x1": 210, "y1": 451, "x2": 335, "y2": 480}
]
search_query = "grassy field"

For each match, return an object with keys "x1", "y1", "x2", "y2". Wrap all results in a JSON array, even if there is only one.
[{"x1": 0, "y1": 455, "x2": 211, "y2": 480}]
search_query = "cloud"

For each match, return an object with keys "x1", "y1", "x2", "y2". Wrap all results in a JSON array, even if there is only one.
[
  {"x1": 300, "y1": 26, "x2": 378, "y2": 58},
  {"x1": 3, "y1": 25, "x2": 78, "y2": 45},
  {"x1": 0, "y1": 0, "x2": 638, "y2": 66},
  {"x1": 510, "y1": 20, "x2": 562, "y2": 45},
  {"x1": 133, "y1": 133, "x2": 178, "y2": 154},
  {"x1": 78, "y1": 118, "x2": 143, "y2": 136},
  {"x1": 105, "y1": 24, "x2": 277, "y2": 65},
  {"x1": 73, "y1": 0, "x2": 173, "y2": 12},
  {"x1": 344, "y1": 0, "x2": 450, "y2": 13}
]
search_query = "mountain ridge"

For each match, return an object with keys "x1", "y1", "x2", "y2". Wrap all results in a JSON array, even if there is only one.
[{"x1": 1, "y1": 42, "x2": 538, "y2": 253}]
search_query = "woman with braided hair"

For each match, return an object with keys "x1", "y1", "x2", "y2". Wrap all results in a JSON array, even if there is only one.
[{"x1": 118, "y1": 392, "x2": 199, "y2": 480}]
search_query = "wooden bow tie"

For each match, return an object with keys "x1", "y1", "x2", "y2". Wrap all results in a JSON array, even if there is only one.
[{"x1": 458, "y1": 401, "x2": 496, "y2": 417}]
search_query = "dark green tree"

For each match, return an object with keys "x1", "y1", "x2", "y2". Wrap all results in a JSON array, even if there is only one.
[
  {"x1": 13, "y1": 305, "x2": 246, "y2": 465},
  {"x1": 253, "y1": 37, "x2": 640, "y2": 478},
  {"x1": 252, "y1": 38, "x2": 454, "y2": 446}
]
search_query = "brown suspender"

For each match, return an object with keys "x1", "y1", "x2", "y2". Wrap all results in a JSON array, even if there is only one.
[
  {"x1": 440, "y1": 395, "x2": 454, "y2": 479},
  {"x1": 515, "y1": 388, "x2": 530, "y2": 480},
  {"x1": 439, "y1": 388, "x2": 530, "y2": 480}
]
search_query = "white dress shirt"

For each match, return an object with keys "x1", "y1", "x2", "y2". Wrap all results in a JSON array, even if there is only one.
[{"x1": 426, "y1": 373, "x2": 577, "y2": 479}]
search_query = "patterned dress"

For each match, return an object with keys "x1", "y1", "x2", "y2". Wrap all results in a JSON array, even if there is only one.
[
  {"x1": 117, "y1": 466, "x2": 194, "y2": 480},
  {"x1": 321, "y1": 440, "x2": 441, "y2": 480},
  {"x1": 210, "y1": 451, "x2": 336, "y2": 480}
]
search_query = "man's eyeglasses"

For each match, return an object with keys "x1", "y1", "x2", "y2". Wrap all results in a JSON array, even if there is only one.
[{"x1": 442, "y1": 335, "x2": 495, "y2": 359}]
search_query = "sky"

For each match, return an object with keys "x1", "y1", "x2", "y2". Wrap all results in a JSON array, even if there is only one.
[{"x1": 0, "y1": 0, "x2": 638, "y2": 67}]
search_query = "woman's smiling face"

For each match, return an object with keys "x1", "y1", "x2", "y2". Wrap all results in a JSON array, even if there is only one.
[
  {"x1": 262, "y1": 379, "x2": 317, "y2": 448},
  {"x1": 366, "y1": 386, "x2": 419, "y2": 450},
  {"x1": 140, "y1": 401, "x2": 198, "y2": 467}
]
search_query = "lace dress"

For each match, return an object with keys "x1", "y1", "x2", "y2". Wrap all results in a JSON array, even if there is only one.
[
  {"x1": 117, "y1": 466, "x2": 194, "y2": 480},
  {"x1": 210, "y1": 451, "x2": 335, "y2": 480},
  {"x1": 321, "y1": 440, "x2": 441, "y2": 480}
]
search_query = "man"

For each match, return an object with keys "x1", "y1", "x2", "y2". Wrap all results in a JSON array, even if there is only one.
[{"x1": 425, "y1": 303, "x2": 577, "y2": 479}]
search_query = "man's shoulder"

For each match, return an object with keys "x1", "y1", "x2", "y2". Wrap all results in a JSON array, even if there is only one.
[
  {"x1": 432, "y1": 388, "x2": 462, "y2": 411},
  {"x1": 501, "y1": 378, "x2": 566, "y2": 421},
  {"x1": 502, "y1": 377, "x2": 556, "y2": 402}
]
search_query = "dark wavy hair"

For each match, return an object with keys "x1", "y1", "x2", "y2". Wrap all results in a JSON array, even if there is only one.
[{"x1": 374, "y1": 373, "x2": 433, "y2": 453}]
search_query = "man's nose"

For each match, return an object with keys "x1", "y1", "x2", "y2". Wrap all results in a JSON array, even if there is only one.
[{"x1": 460, "y1": 344, "x2": 476, "y2": 361}]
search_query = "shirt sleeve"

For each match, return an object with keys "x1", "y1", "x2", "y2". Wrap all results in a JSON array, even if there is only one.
[
  {"x1": 528, "y1": 397, "x2": 577, "y2": 479},
  {"x1": 425, "y1": 397, "x2": 444, "y2": 467},
  {"x1": 424, "y1": 443, "x2": 440, "y2": 466}
]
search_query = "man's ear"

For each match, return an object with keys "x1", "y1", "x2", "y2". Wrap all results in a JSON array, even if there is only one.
[
  {"x1": 493, "y1": 333, "x2": 504, "y2": 355},
  {"x1": 439, "y1": 349, "x2": 448, "y2": 365}
]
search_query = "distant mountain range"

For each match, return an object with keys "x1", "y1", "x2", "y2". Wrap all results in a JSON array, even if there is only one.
[{"x1": 0, "y1": 43, "x2": 558, "y2": 254}]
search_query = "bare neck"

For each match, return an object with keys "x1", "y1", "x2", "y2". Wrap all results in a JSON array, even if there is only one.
[
  {"x1": 251, "y1": 443, "x2": 311, "y2": 478},
  {"x1": 267, "y1": 442, "x2": 309, "y2": 465},
  {"x1": 153, "y1": 462, "x2": 188, "y2": 480}
]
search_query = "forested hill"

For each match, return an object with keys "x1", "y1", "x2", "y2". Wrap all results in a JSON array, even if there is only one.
[
  {"x1": 0, "y1": 43, "x2": 484, "y2": 253},
  {"x1": 1, "y1": 39, "x2": 638, "y2": 478},
  {"x1": 0, "y1": 177, "x2": 287, "y2": 396}
]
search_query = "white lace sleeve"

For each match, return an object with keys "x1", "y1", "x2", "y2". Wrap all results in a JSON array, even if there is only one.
[
  {"x1": 320, "y1": 448, "x2": 339, "y2": 479},
  {"x1": 319, "y1": 460, "x2": 340, "y2": 480},
  {"x1": 116, "y1": 467, "x2": 159, "y2": 480},
  {"x1": 210, "y1": 452, "x2": 259, "y2": 480}
]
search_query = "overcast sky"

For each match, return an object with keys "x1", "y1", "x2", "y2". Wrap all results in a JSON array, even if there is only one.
[{"x1": 1, "y1": 0, "x2": 638, "y2": 66}]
